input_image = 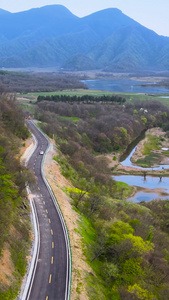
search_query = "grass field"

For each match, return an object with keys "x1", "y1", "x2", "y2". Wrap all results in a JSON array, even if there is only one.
[
  {"x1": 135, "y1": 152, "x2": 161, "y2": 168},
  {"x1": 17, "y1": 89, "x2": 169, "y2": 106},
  {"x1": 142, "y1": 135, "x2": 161, "y2": 155},
  {"x1": 58, "y1": 116, "x2": 80, "y2": 122}
]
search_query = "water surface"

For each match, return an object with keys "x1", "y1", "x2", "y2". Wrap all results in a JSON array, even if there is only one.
[
  {"x1": 128, "y1": 191, "x2": 169, "y2": 203},
  {"x1": 113, "y1": 134, "x2": 169, "y2": 202},
  {"x1": 83, "y1": 78, "x2": 169, "y2": 94},
  {"x1": 120, "y1": 145, "x2": 169, "y2": 170},
  {"x1": 113, "y1": 175, "x2": 169, "y2": 203}
]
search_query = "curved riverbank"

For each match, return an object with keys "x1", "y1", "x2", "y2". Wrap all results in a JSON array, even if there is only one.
[
  {"x1": 109, "y1": 127, "x2": 169, "y2": 175},
  {"x1": 111, "y1": 127, "x2": 169, "y2": 202}
]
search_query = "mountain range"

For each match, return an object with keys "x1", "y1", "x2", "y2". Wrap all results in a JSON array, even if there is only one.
[{"x1": 0, "y1": 5, "x2": 169, "y2": 72}]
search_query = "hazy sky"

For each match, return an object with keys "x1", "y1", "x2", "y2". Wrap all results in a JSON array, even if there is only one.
[{"x1": 0, "y1": 0, "x2": 169, "y2": 37}]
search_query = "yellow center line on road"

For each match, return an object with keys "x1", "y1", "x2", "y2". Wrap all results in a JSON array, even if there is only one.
[
  {"x1": 43, "y1": 201, "x2": 45, "y2": 205},
  {"x1": 46, "y1": 296, "x2": 48, "y2": 300},
  {"x1": 49, "y1": 274, "x2": 52, "y2": 284},
  {"x1": 51, "y1": 229, "x2": 53, "y2": 235},
  {"x1": 51, "y1": 256, "x2": 54, "y2": 264},
  {"x1": 48, "y1": 218, "x2": 51, "y2": 224},
  {"x1": 46, "y1": 209, "x2": 48, "y2": 214},
  {"x1": 41, "y1": 194, "x2": 43, "y2": 198},
  {"x1": 38, "y1": 187, "x2": 40, "y2": 190},
  {"x1": 52, "y1": 242, "x2": 54, "y2": 248}
]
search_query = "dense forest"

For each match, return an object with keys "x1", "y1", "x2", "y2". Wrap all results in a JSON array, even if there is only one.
[
  {"x1": 36, "y1": 98, "x2": 169, "y2": 299},
  {"x1": 0, "y1": 95, "x2": 33, "y2": 299},
  {"x1": 37, "y1": 99, "x2": 169, "y2": 152},
  {"x1": 37, "y1": 94, "x2": 126, "y2": 104},
  {"x1": 0, "y1": 70, "x2": 86, "y2": 93}
]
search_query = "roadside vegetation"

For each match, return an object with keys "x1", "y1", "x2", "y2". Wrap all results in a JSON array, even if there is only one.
[
  {"x1": 0, "y1": 95, "x2": 33, "y2": 299},
  {"x1": 34, "y1": 95, "x2": 169, "y2": 299}
]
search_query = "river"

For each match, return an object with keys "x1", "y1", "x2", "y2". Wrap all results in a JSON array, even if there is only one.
[
  {"x1": 83, "y1": 78, "x2": 169, "y2": 94},
  {"x1": 113, "y1": 175, "x2": 169, "y2": 203},
  {"x1": 120, "y1": 145, "x2": 169, "y2": 171},
  {"x1": 84, "y1": 77, "x2": 169, "y2": 202},
  {"x1": 113, "y1": 141, "x2": 169, "y2": 203}
]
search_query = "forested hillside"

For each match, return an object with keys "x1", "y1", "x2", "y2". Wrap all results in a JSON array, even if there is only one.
[
  {"x1": 0, "y1": 95, "x2": 33, "y2": 299},
  {"x1": 34, "y1": 97, "x2": 169, "y2": 299},
  {"x1": 0, "y1": 5, "x2": 169, "y2": 71}
]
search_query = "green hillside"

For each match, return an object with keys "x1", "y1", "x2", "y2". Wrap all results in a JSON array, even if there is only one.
[{"x1": 0, "y1": 95, "x2": 32, "y2": 299}]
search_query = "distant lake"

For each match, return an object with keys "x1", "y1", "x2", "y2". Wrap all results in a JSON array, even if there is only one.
[{"x1": 83, "y1": 78, "x2": 169, "y2": 94}]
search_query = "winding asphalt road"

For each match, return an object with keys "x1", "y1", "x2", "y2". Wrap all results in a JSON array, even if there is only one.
[{"x1": 26, "y1": 120, "x2": 71, "y2": 300}]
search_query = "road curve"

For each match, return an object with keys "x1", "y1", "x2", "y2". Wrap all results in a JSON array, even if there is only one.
[{"x1": 25, "y1": 120, "x2": 71, "y2": 300}]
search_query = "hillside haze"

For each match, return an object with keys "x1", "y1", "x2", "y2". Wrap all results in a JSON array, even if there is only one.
[{"x1": 0, "y1": 5, "x2": 169, "y2": 71}]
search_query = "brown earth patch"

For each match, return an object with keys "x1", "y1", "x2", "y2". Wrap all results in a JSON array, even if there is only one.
[
  {"x1": 10, "y1": 226, "x2": 22, "y2": 240},
  {"x1": 20, "y1": 137, "x2": 35, "y2": 165},
  {"x1": 0, "y1": 244, "x2": 14, "y2": 287},
  {"x1": 130, "y1": 76, "x2": 167, "y2": 83},
  {"x1": 98, "y1": 153, "x2": 120, "y2": 169},
  {"x1": 20, "y1": 137, "x2": 33, "y2": 156}
]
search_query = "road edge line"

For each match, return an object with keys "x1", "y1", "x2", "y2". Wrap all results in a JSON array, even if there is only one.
[
  {"x1": 17, "y1": 132, "x2": 40, "y2": 300},
  {"x1": 34, "y1": 121, "x2": 72, "y2": 300}
]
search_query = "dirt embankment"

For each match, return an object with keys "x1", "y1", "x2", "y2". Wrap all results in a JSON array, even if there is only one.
[
  {"x1": 0, "y1": 244, "x2": 14, "y2": 287},
  {"x1": 20, "y1": 137, "x2": 35, "y2": 165}
]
